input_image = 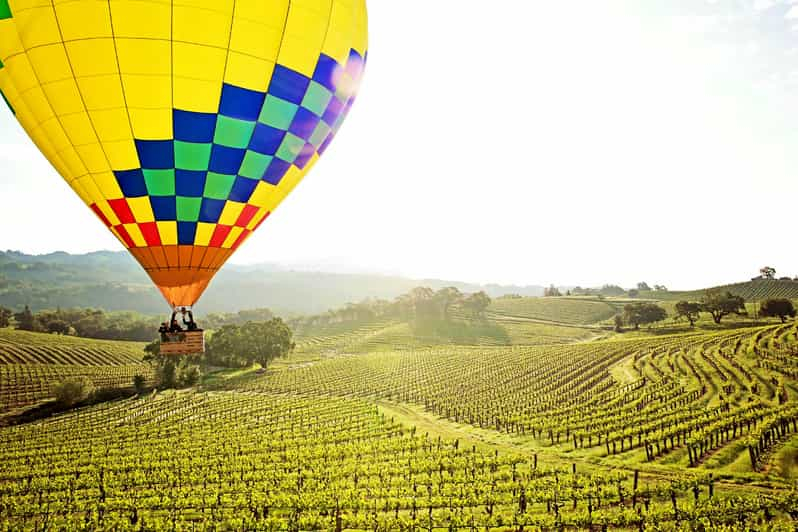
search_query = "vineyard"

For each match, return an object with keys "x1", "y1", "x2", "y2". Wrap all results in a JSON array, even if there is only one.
[
  {"x1": 647, "y1": 279, "x2": 798, "y2": 302},
  {"x1": 0, "y1": 329, "x2": 150, "y2": 415},
  {"x1": 234, "y1": 324, "x2": 798, "y2": 477},
  {"x1": 488, "y1": 297, "x2": 618, "y2": 325},
  {"x1": 291, "y1": 314, "x2": 595, "y2": 356},
  {"x1": 2, "y1": 311, "x2": 798, "y2": 528},
  {"x1": 1, "y1": 391, "x2": 796, "y2": 531}
]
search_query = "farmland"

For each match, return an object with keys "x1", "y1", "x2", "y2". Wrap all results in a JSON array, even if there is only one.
[
  {"x1": 2, "y1": 297, "x2": 798, "y2": 529},
  {"x1": 489, "y1": 296, "x2": 618, "y2": 325},
  {"x1": 0, "y1": 329, "x2": 150, "y2": 415},
  {"x1": 643, "y1": 279, "x2": 798, "y2": 302}
]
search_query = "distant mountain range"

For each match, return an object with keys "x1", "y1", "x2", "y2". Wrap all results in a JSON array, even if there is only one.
[{"x1": 0, "y1": 250, "x2": 548, "y2": 315}]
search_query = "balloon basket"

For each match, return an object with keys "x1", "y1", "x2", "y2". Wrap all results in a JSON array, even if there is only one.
[{"x1": 160, "y1": 330, "x2": 205, "y2": 356}]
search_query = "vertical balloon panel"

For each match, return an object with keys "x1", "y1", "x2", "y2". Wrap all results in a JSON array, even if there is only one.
[{"x1": 0, "y1": 0, "x2": 367, "y2": 307}]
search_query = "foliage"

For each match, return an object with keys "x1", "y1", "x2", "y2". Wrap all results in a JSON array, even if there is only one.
[
  {"x1": 51, "y1": 376, "x2": 94, "y2": 407},
  {"x1": 623, "y1": 302, "x2": 667, "y2": 329},
  {"x1": 206, "y1": 318, "x2": 295, "y2": 369},
  {"x1": 142, "y1": 342, "x2": 202, "y2": 389},
  {"x1": 11, "y1": 307, "x2": 159, "y2": 341},
  {"x1": 613, "y1": 314, "x2": 624, "y2": 332},
  {"x1": 14, "y1": 305, "x2": 41, "y2": 332},
  {"x1": 290, "y1": 287, "x2": 495, "y2": 333},
  {"x1": 544, "y1": 284, "x2": 562, "y2": 297},
  {"x1": 701, "y1": 290, "x2": 747, "y2": 324},
  {"x1": 760, "y1": 266, "x2": 777, "y2": 280},
  {"x1": 461, "y1": 291, "x2": 491, "y2": 317},
  {"x1": 133, "y1": 374, "x2": 147, "y2": 394},
  {"x1": 202, "y1": 308, "x2": 275, "y2": 329},
  {"x1": 674, "y1": 301, "x2": 702, "y2": 327},
  {"x1": 760, "y1": 299, "x2": 796, "y2": 323},
  {"x1": 637, "y1": 282, "x2": 651, "y2": 291}
]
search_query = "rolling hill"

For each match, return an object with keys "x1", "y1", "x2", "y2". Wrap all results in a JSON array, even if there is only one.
[
  {"x1": 642, "y1": 279, "x2": 798, "y2": 302},
  {"x1": 0, "y1": 328, "x2": 150, "y2": 415},
  {"x1": 0, "y1": 250, "x2": 547, "y2": 315},
  {"x1": 488, "y1": 296, "x2": 619, "y2": 324}
]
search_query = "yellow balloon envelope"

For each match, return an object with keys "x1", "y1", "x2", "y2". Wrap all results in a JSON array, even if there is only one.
[{"x1": 0, "y1": 0, "x2": 367, "y2": 307}]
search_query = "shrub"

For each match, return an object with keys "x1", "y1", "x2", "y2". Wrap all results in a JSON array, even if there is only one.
[
  {"x1": 180, "y1": 365, "x2": 202, "y2": 387},
  {"x1": 133, "y1": 374, "x2": 147, "y2": 394},
  {"x1": 52, "y1": 377, "x2": 94, "y2": 407}
]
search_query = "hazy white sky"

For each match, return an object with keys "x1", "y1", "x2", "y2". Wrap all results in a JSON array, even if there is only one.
[{"x1": 2, "y1": 1, "x2": 797, "y2": 289}]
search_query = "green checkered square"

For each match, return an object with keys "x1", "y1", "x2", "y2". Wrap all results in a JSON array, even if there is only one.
[
  {"x1": 204, "y1": 172, "x2": 236, "y2": 200},
  {"x1": 175, "y1": 141, "x2": 211, "y2": 171},
  {"x1": 239, "y1": 151, "x2": 273, "y2": 180},
  {"x1": 214, "y1": 115, "x2": 256, "y2": 149},
  {"x1": 276, "y1": 133, "x2": 305, "y2": 164},
  {"x1": 176, "y1": 196, "x2": 201, "y2": 222},
  {"x1": 143, "y1": 169, "x2": 175, "y2": 196},
  {"x1": 309, "y1": 122, "x2": 332, "y2": 148},
  {"x1": 302, "y1": 81, "x2": 333, "y2": 117},
  {"x1": 259, "y1": 95, "x2": 298, "y2": 130}
]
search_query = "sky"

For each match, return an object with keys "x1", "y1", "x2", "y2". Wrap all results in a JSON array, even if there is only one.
[{"x1": 1, "y1": 1, "x2": 798, "y2": 290}]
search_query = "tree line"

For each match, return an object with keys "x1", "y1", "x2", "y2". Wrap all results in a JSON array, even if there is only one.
[
  {"x1": 3, "y1": 306, "x2": 160, "y2": 341},
  {"x1": 288, "y1": 287, "x2": 492, "y2": 331},
  {"x1": 616, "y1": 290, "x2": 796, "y2": 331}
]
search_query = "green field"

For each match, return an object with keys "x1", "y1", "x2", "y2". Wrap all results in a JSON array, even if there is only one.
[{"x1": 2, "y1": 306, "x2": 798, "y2": 529}]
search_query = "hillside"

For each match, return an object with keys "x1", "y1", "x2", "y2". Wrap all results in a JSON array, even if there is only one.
[
  {"x1": 0, "y1": 250, "x2": 546, "y2": 315},
  {"x1": 488, "y1": 296, "x2": 619, "y2": 324},
  {"x1": 0, "y1": 328, "x2": 149, "y2": 415},
  {"x1": 642, "y1": 279, "x2": 798, "y2": 302}
]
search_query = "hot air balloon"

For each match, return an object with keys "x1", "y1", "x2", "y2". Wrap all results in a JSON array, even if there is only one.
[{"x1": 0, "y1": 0, "x2": 367, "y2": 353}]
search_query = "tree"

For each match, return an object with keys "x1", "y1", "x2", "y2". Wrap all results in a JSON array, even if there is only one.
[
  {"x1": 614, "y1": 314, "x2": 624, "y2": 332},
  {"x1": 46, "y1": 319, "x2": 70, "y2": 335},
  {"x1": 623, "y1": 302, "x2": 667, "y2": 329},
  {"x1": 206, "y1": 318, "x2": 294, "y2": 369},
  {"x1": 760, "y1": 299, "x2": 796, "y2": 323},
  {"x1": 760, "y1": 266, "x2": 776, "y2": 280},
  {"x1": 433, "y1": 287, "x2": 463, "y2": 320},
  {"x1": 674, "y1": 301, "x2": 702, "y2": 327},
  {"x1": 52, "y1": 376, "x2": 94, "y2": 407},
  {"x1": 637, "y1": 282, "x2": 651, "y2": 291},
  {"x1": 599, "y1": 285, "x2": 625, "y2": 296},
  {"x1": 14, "y1": 305, "x2": 40, "y2": 331},
  {"x1": 544, "y1": 285, "x2": 562, "y2": 297},
  {"x1": 408, "y1": 287, "x2": 436, "y2": 318},
  {"x1": 701, "y1": 290, "x2": 746, "y2": 324},
  {"x1": 653, "y1": 285, "x2": 668, "y2": 292},
  {"x1": 462, "y1": 291, "x2": 491, "y2": 318},
  {"x1": 0, "y1": 306, "x2": 11, "y2": 328},
  {"x1": 627, "y1": 289, "x2": 639, "y2": 298}
]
